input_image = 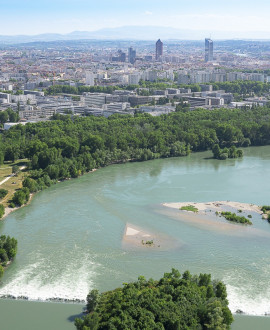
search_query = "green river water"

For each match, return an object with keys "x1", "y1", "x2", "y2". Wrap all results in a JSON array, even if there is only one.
[{"x1": 1, "y1": 146, "x2": 270, "y2": 329}]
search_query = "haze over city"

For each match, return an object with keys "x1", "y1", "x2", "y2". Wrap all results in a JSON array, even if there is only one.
[{"x1": 1, "y1": 0, "x2": 270, "y2": 39}]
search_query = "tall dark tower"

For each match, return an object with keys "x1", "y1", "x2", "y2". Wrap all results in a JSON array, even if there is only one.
[
  {"x1": 156, "y1": 39, "x2": 163, "y2": 60},
  {"x1": 205, "y1": 38, "x2": 213, "y2": 62},
  {"x1": 128, "y1": 47, "x2": 136, "y2": 64}
]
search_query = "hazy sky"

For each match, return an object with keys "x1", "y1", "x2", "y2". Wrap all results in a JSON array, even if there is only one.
[{"x1": 1, "y1": 0, "x2": 270, "y2": 36}]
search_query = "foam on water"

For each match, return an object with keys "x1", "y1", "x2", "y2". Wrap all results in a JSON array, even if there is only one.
[
  {"x1": 0, "y1": 254, "x2": 99, "y2": 302},
  {"x1": 227, "y1": 284, "x2": 270, "y2": 316},
  {"x1": 223, "y1": 266, "x2": 270, "y2": 316}
]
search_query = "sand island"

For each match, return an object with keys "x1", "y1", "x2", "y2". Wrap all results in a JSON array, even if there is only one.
[
  {"x1": 122, "y1": 223, "x2": 180, "y2": 250},
  {"x1": 163, "y1": 201, "x2": 270, "y2": 225}
]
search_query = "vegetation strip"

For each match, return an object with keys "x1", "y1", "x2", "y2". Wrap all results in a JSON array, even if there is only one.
[{"x1": 220, "y1": 211, "x2": 252, "y2": 225}]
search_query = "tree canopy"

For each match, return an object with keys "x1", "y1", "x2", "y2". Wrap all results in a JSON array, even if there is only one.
[
  {"x1": 75, "y1": 269, "x2": 233, "y2": 330},
  {"x1": 0, "y1": 235, "x2": 18, "y2": 278}
]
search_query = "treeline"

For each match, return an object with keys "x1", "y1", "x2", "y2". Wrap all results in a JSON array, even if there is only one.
[
  {"x1": 44, "y1": 81, "x2": 270, "y2": 97},
  {"x1": 212, "y1": 81, "x2": 270, "y2": 96},
  {"x1": 75, "y1": 269, "x2": 233, "y2": 329},
  {"x1": 45, "y1": 82, "x2": 202, "y2": 96},
  {"x1": 0, "y1": 235, "x2": 18, "y2": 279},
  {"x1": 0, "y1": 107, "x2": 270, "y2": 206},
  {"x1": 45, "y1": 85, "x2": 119, "y2": 96}
]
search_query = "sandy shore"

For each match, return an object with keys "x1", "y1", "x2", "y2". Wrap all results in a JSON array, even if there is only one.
[
  {"x1": 2, "y1": 193, "x2": 34, "y2": 220},
  {"x1": 163, "y1": 201, "x2": 263, "y2": 215}
]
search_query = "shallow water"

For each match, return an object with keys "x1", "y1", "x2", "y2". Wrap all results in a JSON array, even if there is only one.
[{"x1": 1, "y1": 146, "x2": 270, "y2": 328}]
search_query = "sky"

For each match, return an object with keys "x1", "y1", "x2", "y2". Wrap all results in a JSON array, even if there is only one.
[{"x1": 1, "y1": 0, "x2": 270, "y2": 37}]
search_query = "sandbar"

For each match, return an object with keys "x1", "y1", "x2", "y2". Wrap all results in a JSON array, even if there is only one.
[
  {"x1": 163, "y1": 201, "x2": 262, "y2": 215},
  {"x1": 122, "y1": 223, "x2": 180, "y2": 250}
]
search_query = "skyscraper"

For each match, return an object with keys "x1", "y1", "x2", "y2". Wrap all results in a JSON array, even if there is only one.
[
  {"x1": 205, "y1": 38, "x2": 213, "y2": 62},
  {"x1": 156, "y1": 39, "x2": 163, "y2": 60},
  {"x1": 128, "y1": 47, "x2": 136, "y2": 64}
]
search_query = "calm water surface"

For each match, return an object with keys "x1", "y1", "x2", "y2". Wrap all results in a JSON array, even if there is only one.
[{"x1": 1, "y1": 146, "x2": 270, "y2": 329}]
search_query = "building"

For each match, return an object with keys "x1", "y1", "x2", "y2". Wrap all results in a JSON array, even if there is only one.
[
  {"x1": 85, "y1": 71, "x2": 95, "y2": 86},
  {"x1": 156, "y1": 39, "x2": 163, "y2": 60},
  {"x1": 205, "y1": 38, "x2": 213, "y2": 62},
  {"x1": 128, "y1": 73, "x2": 141, "y2": 85},
  {"x1": 128, "y1": 47, "x2": 136, "y2": 64},
  {"x1": 83, "y1": 93, "x2": 107, "y2": 107},
  {"x1": 112, "y1": 50, "x2": 126, "y2": 62}
]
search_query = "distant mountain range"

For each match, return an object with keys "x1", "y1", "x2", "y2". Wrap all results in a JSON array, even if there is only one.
[{"x1": 0, "y1": 26, "x2": 270, "y2": 44}]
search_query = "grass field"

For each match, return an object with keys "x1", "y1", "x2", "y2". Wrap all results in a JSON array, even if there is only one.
[{"x1": 0, "y1": 159, "x2": 29, "y2": 208}]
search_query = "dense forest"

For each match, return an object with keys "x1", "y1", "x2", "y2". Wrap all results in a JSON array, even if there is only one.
[
  {"x1": 0, "y1": 107, "x2": 270, "y2": 207},
  {"x1": 0, "y1": 235, "x2": 18, "y2": 279},
  {"x1": 75, "y1": 269, "x2": 233, "y2": 330}
]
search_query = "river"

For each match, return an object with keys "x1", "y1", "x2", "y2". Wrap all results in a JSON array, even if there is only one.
[{"x1": 1, "y1": 146, "x2": 270, "y2": 329}]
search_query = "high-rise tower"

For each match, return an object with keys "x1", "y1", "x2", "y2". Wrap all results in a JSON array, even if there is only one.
[
  {"x1": 128, "y1": 47, "x2": 136, "y2": 64},
  {"x1": 205, "y1": 38, "x2": 213, "y2": 62},
  {"x1": 156, "y1": 39, "x2": 163, "y2": 60}
]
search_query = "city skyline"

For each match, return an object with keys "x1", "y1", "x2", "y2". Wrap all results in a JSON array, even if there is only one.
[{"x1": 1, "y1": 0, "x2": 270, "y2": 38}]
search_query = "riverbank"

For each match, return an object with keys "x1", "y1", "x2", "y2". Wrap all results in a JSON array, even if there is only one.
[
  {"x1": 2, "y1": 193, "x2": 34, "y2": 220},
  {"x1": 0, "y1": 168, "x2": 98, "y2": 221}
]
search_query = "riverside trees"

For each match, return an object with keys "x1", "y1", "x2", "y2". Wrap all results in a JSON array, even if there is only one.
[
  {"x1": 212, "y1": 144, "x2": 243, "y2": 160},
  {"x1": 0, "y1": 235, "x2": 17, "y2": 279},
  {"x1": 0, "y1": 106, "x2": 270, "y2": 204},
  {"x1": 75, "y1": 269, "x2": 233, "y2": 330}
]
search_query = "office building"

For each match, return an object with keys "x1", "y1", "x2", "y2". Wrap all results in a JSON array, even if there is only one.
[
  {"x1": 156, "y1": 39, "x2": 163, "y2": 60},
  {"x1": 205, "y1": 38, "x2": 213, "y2": 62},
  {"x1": 128, "y1": 47, "x2": 136, "y2": 64}
]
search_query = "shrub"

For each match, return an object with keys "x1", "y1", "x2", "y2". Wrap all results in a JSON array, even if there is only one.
[{"x1": 0, "y1": 189, "x2": 8, "y2": 199}]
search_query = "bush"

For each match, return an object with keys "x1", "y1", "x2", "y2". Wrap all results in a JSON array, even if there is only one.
[
  {"x1": 261, "y1": 205, "x2": 270, "y2": 213},
  {"x1": 221, "y1": 211, "x2": 252, "y2": 225},
  {"x1": 180, "y1": 205, "x2": 198, "y2": 213},
  {"x1": 0, "y1": 189, "x2": 8, "y2": 199},
  {"x1": 11, "y1": 187, "x2": 30, "y2": 206}
]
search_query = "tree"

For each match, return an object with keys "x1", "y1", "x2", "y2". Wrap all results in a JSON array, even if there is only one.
[
  {"x1": 0, "y1": 189, "x2": 8, "y2": 199},
  {"x1": 12, "y1": 165, "x2": 20, "y2": 175},
  {"x1": 0, "y1": 265, "x2": 4, "y2": 279},
  {"x1": 11, "y1": 187, "x2": 30, "y2": 206},
  {"x1": 0, "y1": 204, "x2": 5, "y2": 218},
  {"x1": 0, "y1": 151, "x2": 4, "y2": 165},
  {"x1": 23, "y1": 177, "x2": 38, "y2": 193},
  {"x1": 86, "y1": 289, "x2": 100, "y2": 313},
  {"x1": 212, "y1": 144, "x2": 221, "y2": 159},
  {"x1": 0, "y1": 111, "x2": 9, "y2": 124}
]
